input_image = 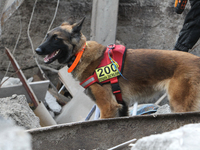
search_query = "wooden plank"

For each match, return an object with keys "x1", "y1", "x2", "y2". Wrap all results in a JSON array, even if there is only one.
[
  {"x1": 0, "y1": 80, "x2": 50, "y2": 103},
  {"x1": 90, "y1": 0, "x2": 119, "y2": 46}
]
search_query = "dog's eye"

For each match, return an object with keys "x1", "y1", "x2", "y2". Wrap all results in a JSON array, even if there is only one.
[
  {"x1": 54, "y1": 37, "x2": 62, "y2": 42},
  {"x1": 53, "y1": 35, "x2": 59, "y2": 41}
]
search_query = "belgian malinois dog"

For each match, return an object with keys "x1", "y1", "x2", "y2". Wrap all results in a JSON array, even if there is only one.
[{"x1": 36, "y1": 17, "x2": 200, "y2": 118}]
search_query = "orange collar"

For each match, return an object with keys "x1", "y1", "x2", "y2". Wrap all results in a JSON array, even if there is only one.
[{"x1": 68, "y1": 42, "x2": 87, "y2": 73}]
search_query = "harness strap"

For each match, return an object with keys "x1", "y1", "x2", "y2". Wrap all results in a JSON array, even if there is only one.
[
  {"x1": 108, "y1": 46, "x2": 123, "y2": 102},
  {"x1": 111, "y1": 78, "x2": 123, "y2": 102},
  {"x1": 80, "y1": 44, "x2": 126, "y2": 103},
  {"x1": 81, "y1": 75, "x2": 123, "y2": 102},
  {"x1": 80, "y1": 74, "x2": 97, "y2": 88}
]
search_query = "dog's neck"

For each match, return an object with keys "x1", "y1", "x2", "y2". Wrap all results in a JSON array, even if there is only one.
[
  {"x1": 67, "y1": 34, "x2": 86, "y2": 68},
  {"x1": 73, "y1": 35, "x2": 86, "y2": 53},
  {"x1": 71, "y1": 41, "x2": 106, "y2": 82},
  {"x1": 67, "y1": 42, "x2": 87, "y2": 73}
]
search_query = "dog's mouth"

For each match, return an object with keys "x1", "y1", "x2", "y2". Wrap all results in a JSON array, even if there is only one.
[{"x1": 44, "y1": 49, "x2": 61, "y2": 64}]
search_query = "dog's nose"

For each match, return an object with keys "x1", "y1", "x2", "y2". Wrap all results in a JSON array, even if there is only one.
[{"x1": 35, "y1": 47, "x2": 43, "y2": 54}]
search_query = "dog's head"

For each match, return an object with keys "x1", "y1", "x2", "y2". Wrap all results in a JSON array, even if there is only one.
[{"x1": 35, "y1": 17, "x2": 86, "y2": 64}]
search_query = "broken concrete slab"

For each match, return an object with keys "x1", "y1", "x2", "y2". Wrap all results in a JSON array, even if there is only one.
[
  {"x1": 1, "y1": 77, "x2": 22, "y2": 86},
  {"x1": 0, "y1": 80, "x2": 50, "y2": 103},
  {"x1": 45, "y1": 90, "x2": 61, "y2": 114},
  {"x1": 155, "y1": 104, "x2": 171, "y2": 114},
  {"x1": 56, "y1": 66, "x2": 95, "y2": 123},
  {"x1": 0, "y1": 94, "x2": 41, "y2": 129},
  {"x1": 1, "y1": 76, "x2": 33, "y2": 86},
  {"x1": 55, "y1": 91, "x2": 95, "y2": 124},
  {"x1": 58, "y1": 66, "x2": 84, "y2": 97}
]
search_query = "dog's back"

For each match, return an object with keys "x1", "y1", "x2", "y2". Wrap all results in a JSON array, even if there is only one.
[{"x1": 120, "y1": 49, "x2": 200, "y2": 112}]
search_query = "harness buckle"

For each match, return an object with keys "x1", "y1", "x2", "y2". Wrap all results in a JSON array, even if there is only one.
[{"x1": 107, "y1": 44, "x2": 115, "y2": 49}]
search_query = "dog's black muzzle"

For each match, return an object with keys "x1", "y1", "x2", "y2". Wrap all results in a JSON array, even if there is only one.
[{"x1": 35, "y1": 47, "x2": 43, "y2": 55}]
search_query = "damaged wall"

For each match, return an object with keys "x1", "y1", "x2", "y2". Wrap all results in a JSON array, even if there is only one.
[
  {"x1": 0, "y1": 0, "x2": 93, "y2": 83},
  {"x1": 0, "y1": 0, "x2": 199, "y2": 80}
]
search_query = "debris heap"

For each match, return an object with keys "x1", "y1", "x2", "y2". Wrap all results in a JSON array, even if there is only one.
[{"x1": 0, "y1": 94, "x2": 41, "y2": 129}]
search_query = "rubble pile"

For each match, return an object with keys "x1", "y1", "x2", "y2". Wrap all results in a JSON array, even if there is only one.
[{"x1": 0, "y1": 94, "x2": 41, "y2": 129}]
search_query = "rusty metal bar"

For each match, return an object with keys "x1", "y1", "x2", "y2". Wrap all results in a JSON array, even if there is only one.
[{"x1": 5, "y1": 47, "x2": 38, "y2": 108}]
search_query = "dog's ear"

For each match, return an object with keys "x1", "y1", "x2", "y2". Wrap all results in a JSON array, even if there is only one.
[
  {"x1": 61, "y1": 22, "x2": 70, "y2": 26},
  {"x1": 72, "y1": 17, "x2": 86, "y2": 33}
]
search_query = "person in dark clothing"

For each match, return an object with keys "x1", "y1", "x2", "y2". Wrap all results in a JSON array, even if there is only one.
[{"x1": 173, "y1": 0, "x2": 200, "y2": 52}]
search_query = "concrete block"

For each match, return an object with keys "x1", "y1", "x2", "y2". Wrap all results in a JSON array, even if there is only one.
[{"x1": 55, "y1": 91, "x2": 95, "y2": 124}]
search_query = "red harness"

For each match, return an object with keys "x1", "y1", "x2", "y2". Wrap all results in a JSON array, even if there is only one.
[{"x1": 80, "y1": 44, "x2": 127, "y2": 103}]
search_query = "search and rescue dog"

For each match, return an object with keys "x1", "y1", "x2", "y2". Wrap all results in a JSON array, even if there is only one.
[{"x1": 36, "y1": 17, "x2": 200, "y2": 118}]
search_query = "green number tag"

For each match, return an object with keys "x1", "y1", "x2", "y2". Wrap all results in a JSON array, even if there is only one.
[{"x1": 95, "y1": 63, "x2": 120, "y2": 82}]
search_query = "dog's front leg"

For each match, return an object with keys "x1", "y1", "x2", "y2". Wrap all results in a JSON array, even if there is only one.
[{"x1": 88, "y1": 83, "x2": 122, "y2": 118}]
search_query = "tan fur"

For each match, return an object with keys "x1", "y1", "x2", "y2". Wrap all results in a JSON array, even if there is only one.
[
  {"x1": 89, "y1": 83, "x2": 122, "y2": 118},
  {"x1": 60, "y1": 23, "x2": 73, "y2": 32},
  {"x1": 72, "y1": 41, "x2": 106, "y2": 81},
  {"x1": 41, "y1": 21, "x2": 200, "y2": 119},
  {"x1": 78, "y1": 46, "x2": 200, "y2": 118}
]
